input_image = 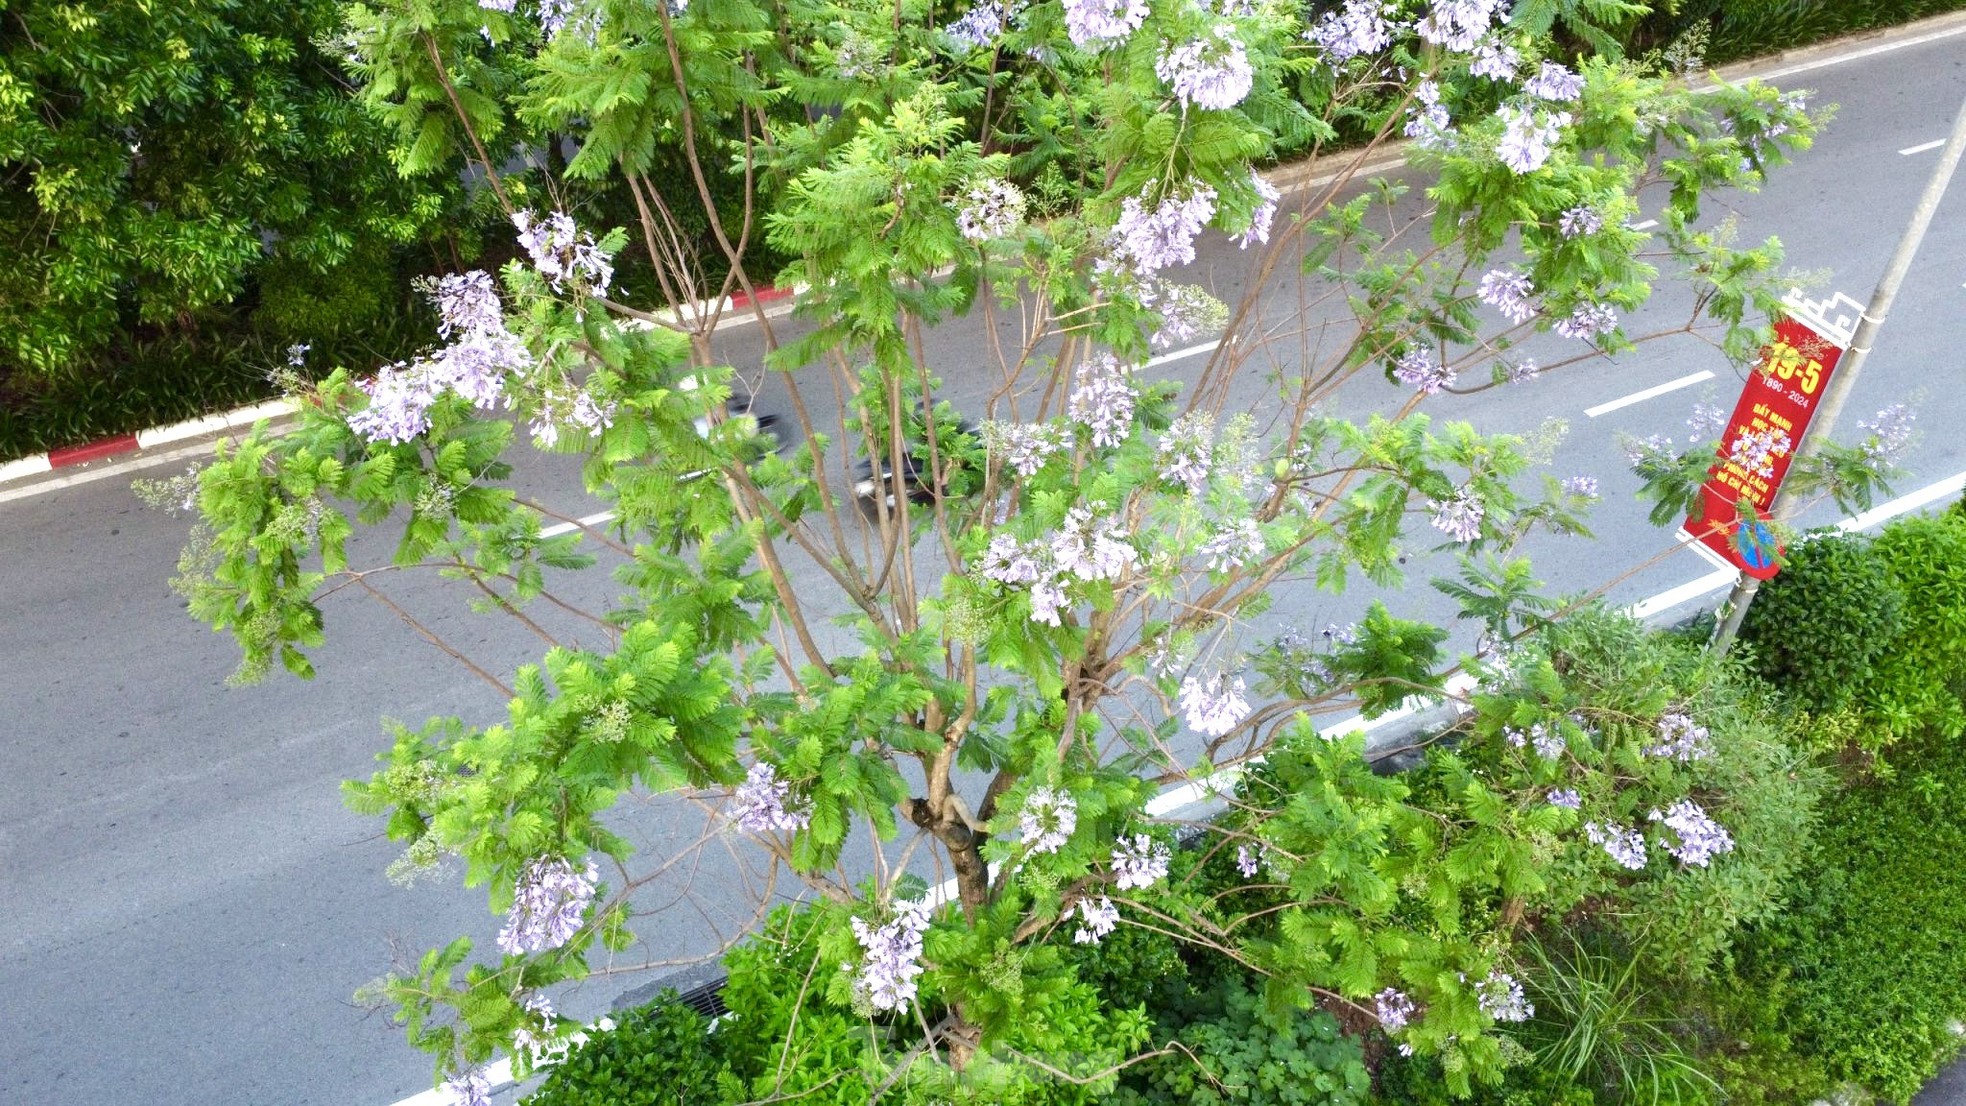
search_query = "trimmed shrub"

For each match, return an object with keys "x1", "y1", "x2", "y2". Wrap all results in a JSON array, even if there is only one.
[
  {"x1": 1114, "y1": 972, "x2": 1370, "y2": 1106},
  {"x1": 523, "y1": 992, "x2": 733, "y2": 1106},
  {"x1": 1737, "y1": 530, "x2": 1904, "y2": 715},
  {"x1": 1730, "y1": 738, "x2": 1966, "y2": 1103},
  {"x1": 1863, "y1": 514, "x2": 1966, "y2": 743}
]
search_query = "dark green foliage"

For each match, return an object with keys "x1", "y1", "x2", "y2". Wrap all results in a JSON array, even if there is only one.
[
  {"x1": 1737, "y1": 530, "x2": 1905, "y2": 715},
  {"x1": 0, "y1": 0, "x2": 461, "y2": 457},
  {"x1": 523, "y1": 993, "x2": 733, "y2": 1106},
  {"x1": 1729, "y1": 738, "x2": 1966, "y2": 1103},
  {"x1": 1861, "y1": 514, "x2": 1966, "y2": 743},
  {"x1": 1629, "y1": 0, "x2": 1966, "y2": 66},
  {"x1": 1114, "y1": 971, "x2": 1371, "y2": 1106}
]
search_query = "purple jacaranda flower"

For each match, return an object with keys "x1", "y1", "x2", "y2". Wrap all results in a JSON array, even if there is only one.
[
  {"x1": 1158, "y1": 26, "x2": 1254, "y2": 110},
  {"x1": 1018, "y1": 786, "x2": 1078, "y2": 855},
  {"x1": 1073, "y1": 895, "x2": 1120, "y2": 944},
  {"x1": 1111, "y1": 833, "x2": 1172, "y2": 889},
  {"x1": 1428, "y1": 489, "x2": 1485, "y2": 544},
  {"x1": 1651, "y1": 799, "x2": 1736, "y2": 867},
  {"x1": 1179, "y1": 673, "x2": 1250, "y2": 737},
  {"x1": 730, "y1": 761, "x2": 811, "y2": 835},
  {"x1": 498, "y1": 857, "x2": 599, "y2": 955},
  {"x1": 851, "y1": 897, "x2": 933, "y2": 1011}
]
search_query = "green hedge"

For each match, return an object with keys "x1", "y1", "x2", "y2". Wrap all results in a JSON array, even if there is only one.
[
  {"x1": 1724, "y1": 736, "x2": 1966, "y2": 1103},
  {"x1": 1631, "y1": 1, "x2": 1966, "y2": 66}
]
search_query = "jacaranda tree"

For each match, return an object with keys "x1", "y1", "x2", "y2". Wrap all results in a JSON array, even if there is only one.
[{"x1": 174, "y1": 0, "x2": 1846, "y2": 1098}]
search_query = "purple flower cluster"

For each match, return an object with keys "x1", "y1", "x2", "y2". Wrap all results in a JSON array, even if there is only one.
[
  {"x1": 1235, "y1": 171, "x2": 1281, "y2": 250},
  {"x1": 1555, "y1": 300, "x2": 1619, "y2": 340},
  {"x1": 1548, "y1": 788, "x2": 1582, "y2": 809},
  {"x1": 1111, "y1": 833, "x2": 1173, "y2": 890},
  {"x1": 1375, "y1": 987, "x2": 1418, "y2": 1031},
  {"x1": 1428, "y1": 489, "x2": 1485, "y2": 544},
  {"x1": 1062, "y1": 0, "x2": 1148, "y2": 48},
  {"x1": 946, "y1": 0, "x2": 1013, "y2": 48},
  {"x1": 1562, "y1": 475, "x2": 1599, "y2": 498},
  {"x1": 1727, "y1": 426, "x2": 1792, "y2": 479},
  {"x1": 956, "y1": 179, "x2": 1028, "y2": 242},
  {"x1": 977, "y1": 508, "x2": 1138, "y2": 625},
  {"x1": 1179, "y1": 672, "x2": 1251, "y2": 737},
  {"x1": 1475, "y1": 969, "x2": 1533, "y2": 1022},
  {"x1": 1584, "y1": 820, "x2": 1648, "y2": 870},
  {"x1": 851, "y1": 898, "x2": 933, "y2": 1011},
  {"x1": 1523, "y1": 61, "x2": 1584, "y2": 102},
  {"x1": 1504, "y1": 356, "x2": 1540, "y2": 383},
  {"x1": 1496, "y1": 105, "x2": 1571, "y2": 174},
  {"x1": 1200, "y1": 518, "x2": 1266, "y2": 572},
  {"x1": 538, "y1": 0, "x2": 604, "y2": 41},
  {"x1": 730, "y1": 761, "x2": 811, "y2": 835},
  {"x1": 433, "y1": 271, "x2": 506, "y2": 339},
  {"x1": 511, "y1": 994, "x2": 558, "y2": 1056},
  {"x1": 1476, "y1": 267, "x2": 1538, "y2": 324},
  {"x1": 513, "y1": 211, "x2": 613, "y2": 294},
  {"x1": 1156, "y1": 413, "x2": 1216, "y2": 493},
  {"x1": 1403, "y1": 80, "x2": 1454, "y2": 150},
  {"x1": 993, "y1": 421, "x2": 1067, "y2": 478},
  {"x1": 1393, "y1": 347, "x2": 1456, "y2": 394},
  {"x1": 444, "y1": 1066, "x2": 493, "y2": 1106},
  {"x1": 1858, "y1": 403, "x2": 1915, "y2": 470},
  {"x1": 1686, "y1": 402, "x2": 1728, "y2": 442},
  {"x1": 1069, "y1": 351, "x2": 1140, "y2": 448},
  {"x1": 1648, "y1": 712, "x2": 1714, "y2": 761},
  {"x1": 1158, "y1": 27, "x2": 1254, "y2": 111},
  {"x1": 1416, "y1": 0, "x2": 1504, "y2": 52},
  {"x1": 1111, "y1": 183, "x2": 1217, "y2": 275},
  {"x1": 1018, "y1": 786, "x2": 1078, "y2": 854},
  {"x1": 1621, "y1": 432, "x2": 1677, "y2": 467},
  {"x1": 1469, "y1": 37, "x2": 1519, "y2": 80},
  {"x1": 497, "y1": 857, "x2": 599, "y2": 955},
  {"x1": 1144, "y1": 281, "x2": 1225, "y2": 348},
  {"x1": 1558, "y1": 203, "x2": 1603, "y2": 238},
  {"x1": 1073, "y1": 895, "x2": 1120, "y2": 944},
  {"x1": 1235, "y1": 844, "x2": 1261, "y2": 878},
  {"x1": 1307, "y1": 0, "x2": 1395, "y2": 65},
  {"x1": 1651, "y1": 800, "x2": 1735, "y2": 867}
]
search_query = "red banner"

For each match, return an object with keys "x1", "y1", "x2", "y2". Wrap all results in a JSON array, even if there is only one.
[{"x1": 1683, "y1": 314, "x2": 1847, "y2": 579}]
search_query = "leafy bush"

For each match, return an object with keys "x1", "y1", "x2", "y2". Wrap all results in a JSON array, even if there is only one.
[
  {"x1": 1731, "y1": 737, "x2": 1966, "y2": 1103},
  {"x1": 1737, "y1": 530, "x2": 1904, "y2": 715},
  {"x1": 524, "y1": 992, "x2": 733, "y2": 1106},
  {"x1": 1631, "y1": 0, "x2": 1966, "y2": 66},
  {"x1": 1861, "y1": 514, "x2": 1966, "y2": 743},
  {"x1": 1114, "y1": 972, "x2": 1370, "y2": 1106}
]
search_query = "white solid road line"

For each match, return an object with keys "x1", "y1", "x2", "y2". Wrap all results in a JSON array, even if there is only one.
[
  {"x1": 1584, "y1": 370, "x2": 1714, "y2": 418},
  {"x1": 1901, "y1": 138, "x2": 1947, "y2": 156},
  {"x1": 1145, "y1": 338, "x2": 1224, "y2": 369},
  {"x1": 1750, "y1": 18, "x2": 1966, "y2": 82},
  {"x1": 1629, "y1": 218, "x2": 1659, "y2": 230}
]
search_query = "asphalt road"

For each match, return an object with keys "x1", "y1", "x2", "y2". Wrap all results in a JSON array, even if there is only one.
[{"x1": 4, "y1": 18, "x2": 1965, "y2": 1106}]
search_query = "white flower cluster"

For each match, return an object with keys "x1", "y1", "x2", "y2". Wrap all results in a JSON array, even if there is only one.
[
  {"x1": 1474, "y1": 968, "x2": 1533, "y2": 1022},
  {"x1": 1179, "y1": 671, "x2": 1251, "y2": 737},
  {"x1": 977, "y1": 507, "x2": 1139, "y2": 625},
  {"x1": 1648, "y1": 712, "x2": 1714, "y2": 762},
  {"x1": 1306, "y1": 0, "x2": 1395, "y2": 65},
  {"x1": 1155, "y1": 413, "x2": 1216, "y2": 494},
  {"x1": 513, "y1": 210, "x2": 613, "y2": 294},
  {"x1": 1068, "y1": 351, "x2": 1140, "y2": 448},
  {"x1": 1157, "y1": 26, "x2": 1254, "y2": 111},
  {"x1": 1651, "y1": 799, "x2": 1735, "y2": 867},
  {"x1": 1062, "y1": 0, "x2": 1148, "y2": 48},
  {"x1": 530, "y1": 382, "x2": 616, "y2": 448},
  {"x1": 1018, "y1": 786, "x2": 1078, "y2": 854},
  {"x1": 1584, "y1": 819, "x2": 1648, "y2": 870},
  {"x1": 1199, "y1": 518, "x2": 1265, "y2": 572},
  {"x1": 956, "y1": 179, "x2": 1028, "y2": 242},
  {"x1": 1110, "y1": 833, "x2": 1172, "y2": 889},
  {"x1": 1072, "y1": 895, "x2": 1120, "y2": 944},
  {"x1": 1416, "y1": 0, "x2": 1505, "y2": 52},
  {"x1": 1235, "y1": 171, "x2": 1281, "y2": 250},
  {"x1": 1428, "y1": 488, "x2": 1485, "y2": 544},
  {"x1": 1496, "y1": 104, "x2": 1571, "y2": 174},
  {"x1": 989, "y1": 421, "x2": 1069, "y2": 478}
]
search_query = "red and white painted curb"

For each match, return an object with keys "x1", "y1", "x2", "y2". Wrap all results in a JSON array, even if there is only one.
[{"x1": 0, "y1": 283, "x2": 804, "y2": 492}]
